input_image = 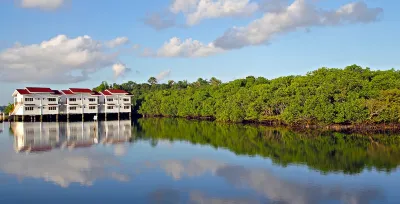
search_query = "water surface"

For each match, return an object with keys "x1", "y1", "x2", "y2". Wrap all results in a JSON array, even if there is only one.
[{"x1": 0, "y1": 118, "x2": 399, "y2": 203}]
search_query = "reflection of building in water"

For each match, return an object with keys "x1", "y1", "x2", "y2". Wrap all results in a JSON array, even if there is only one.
[
  {"x1": 61, "y1": 122, "x2": 99, "y2": 149},
  {"x1": 99, "y1": 120, "x2": 131, "y2": 144},
  {"x1": 12, "y1": 122, "x2": 61, "y2": 152},
  {"x1": 11, "y1": 121, "x2": 132, "y2": 153}
]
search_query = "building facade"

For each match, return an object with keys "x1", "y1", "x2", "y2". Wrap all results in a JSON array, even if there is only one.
[{"x1": 11, "y1": 87, "x2": 132, "y2": 121}]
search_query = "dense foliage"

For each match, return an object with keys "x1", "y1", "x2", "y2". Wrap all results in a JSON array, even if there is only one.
[
  {"x1": 95, "y1": 65, "x2": 400, "y2": 125},
  {"x1": 3, "y1": 103, "x2": 14, "y2": 115},
  {"x1": 133, "y1": 118, "x2": 400, "y2": 174}
]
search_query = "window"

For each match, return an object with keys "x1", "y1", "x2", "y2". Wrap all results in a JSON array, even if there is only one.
[
  {"x1": 123, "y1": 98, "x2": 129, "y2": 102},
  {"x1": 25, "y1": 98, "x2": 33, "y2": 102},
  {"x1": 48, "y1": 98, "x2": 57, "y2": 102},
  {"x1": 89, "y1": 98, "x2": 96, "y2": 102},
  {"x1": 69, "y1": 98, "x2": 77, "y2": 102},
  {"x1": 107, "y1": 106, "x2": 113, "y2": 110},
  {"x1": 49, "y1": 107, "x2": 57, "y2": 111},
  {"x1": 89, "y1": 106, "x2": 96, "y2": 110},
  {"x1": 69, "y1": 107, "x2": 77, "y2": 110},
  {"x1": 107, "y1": 98, "x2": 113, "y2": 102},
  {"x1": 25, "y1": 107, "x2": 34, "y2": 111},
  {"x1": 124, "y1": 106, "x2": 130, "y2": 109}
]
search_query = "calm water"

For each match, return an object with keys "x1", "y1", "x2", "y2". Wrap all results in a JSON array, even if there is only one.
[{"x1": 0, "y1": 118, "x2": 400, "y2": 204}]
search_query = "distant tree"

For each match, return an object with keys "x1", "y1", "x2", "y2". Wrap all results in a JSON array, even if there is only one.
[
  {"x1": 4, "y1": 103, "x2": 14, "y2": 115},
  {"x1": 168, "y1": 80, "x2": 175, "y2": 87},
  {"x1": 93, "y1": 81, "x2": 110, "y2": 92},
  {"x1": 194, "y1": 78, "x2": 208, "y2": 87},
  {"x1": 148, "y1": 77, "x2": 158, "y2": 85},
  {"x1": 210, "y1": 77, "x2": 222, "y2": 86},
  {"x1": 177, "y1": 80, "x2": 188, "y2": 89},
  {"x1": 112, "y1": 83, "x2": 122, "y2": 90},
  {"x1": 255, "y1": 77, "x2": 268, "y2": 85}
]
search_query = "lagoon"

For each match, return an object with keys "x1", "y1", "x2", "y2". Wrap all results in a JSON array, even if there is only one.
[{"x1": 0, "y1": 118, "x2": 399, "y2": 203}]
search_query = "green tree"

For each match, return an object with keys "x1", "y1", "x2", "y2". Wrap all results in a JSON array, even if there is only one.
[
  {"x1": 4, "y1": 103, "x2": 14, "y2": 115},
  {"x1": 210, "y1": 77, "x2": 222, "y2": 86},
  {"x1": 148, "y1": 77, "x2": 158, "y2": 85}
]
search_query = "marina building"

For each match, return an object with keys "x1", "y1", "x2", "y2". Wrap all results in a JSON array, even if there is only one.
[{"x1": 11, "y1": 87, "x2": 132, "y2": 122}]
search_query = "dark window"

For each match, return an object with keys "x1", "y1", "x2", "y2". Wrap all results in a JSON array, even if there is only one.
[{"x1": 25, "y1": 107, "x2": 34, "y2": 111}]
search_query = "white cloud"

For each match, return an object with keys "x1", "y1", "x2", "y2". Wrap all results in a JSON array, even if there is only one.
[
  {"x1": 214, "y1": 0, "x2": 383, "y2": 49},
  {"x1": 20, "y1": 0, "x2": 64, "y2": 10},
  {"x1": 106, "y1": 37, "x2": 130, "y2": 48},
  {"x1": 151, "y1": 1, "x2": 382, "y2": 58},
  {"x1": 0, "y1": 35, "x2": 127, "y2": 83},
  {"x1": 170, "y1": 0, "x2": 259, "y2": 25},
  {"x1": 112, "y1": 63, "x2": 131, "y2": 79},
  {"x1": 170, "y1": 0, "x2": 198, "y2": 14},
  {"x1": 156, "y1": 69, "x2": 172, "y2": 81},
  {"x1": 156, "y1": 37, "x2": 224, "y2": 57}
]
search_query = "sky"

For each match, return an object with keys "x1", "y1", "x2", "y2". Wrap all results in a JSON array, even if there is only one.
[{"x1": 0, "y1": 0, "x2": 398, "y2": 104}]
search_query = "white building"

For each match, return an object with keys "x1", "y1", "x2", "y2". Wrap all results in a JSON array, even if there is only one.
[
  {"x1": 99, "y1": 89, "x2": 132, "y2": 115},
  {"x1": 12, "y1": 87, "x2": 62, "y2": 117},
  {"x1": 11, "y1": 87, "x2": 132, "y2": 121},
  {"x1": 60, "y1": 88, "x2": 101, "y2": 115}
]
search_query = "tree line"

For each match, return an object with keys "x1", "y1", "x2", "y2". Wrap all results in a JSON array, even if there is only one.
[{"x1": 94, "y1": 65, "x2": 400, "y2": 125}]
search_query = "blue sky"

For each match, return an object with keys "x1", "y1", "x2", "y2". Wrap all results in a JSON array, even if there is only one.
[{"x1": 0, "y1": 0, "x2": 398, "y2": 104}]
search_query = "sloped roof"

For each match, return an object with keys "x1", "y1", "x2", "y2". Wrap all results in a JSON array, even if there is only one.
[
  {"x1": 101, "y1": 90, "x2": 112, "y2": 96},
  {"x1": 25, "y1": 87, "x2": 53, "y2": 93},
  {"x1": 106, "y1": 89, "x2": 129, "y2": 94},
  {"x1": 69, "y1": 88, "x2": 93, "y2": 93},
  {"x1": 16, "y1": 89, "x2": 30, "y2": 95},
  {"x1": 61, "y1": 90, "x2": 74, "y2": 95}
]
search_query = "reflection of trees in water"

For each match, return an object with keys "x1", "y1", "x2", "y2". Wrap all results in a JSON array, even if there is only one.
[{"x1": 135, "y1": 118, "x2": 400, "y2": 174}]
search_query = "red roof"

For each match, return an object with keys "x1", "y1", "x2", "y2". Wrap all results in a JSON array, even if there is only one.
[
  {"x1": 106, "y1": 89, "x2": 129, "y2": 94},
  {"x1": 51, "y1": 90, "x2": 62, "y2": 95},
  {"x1": 101, "y1": 90, "x2": 112, "y2": 96},
  {"x1": 69, "y1": 88, "x2": 93, "y2": 93},
  {"x1": 61, "y1": 90, "x2": 74, "y2": 95},
  {"x1": 26, "y1": 87, "x2": 53, "y2": 93},
  {"x1": 16, "y1": 89, "x2": 30, "y2": 95}
]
